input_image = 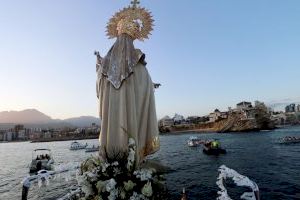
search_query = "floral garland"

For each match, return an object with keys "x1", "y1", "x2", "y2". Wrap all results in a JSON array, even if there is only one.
[{"x1": 77, "y1": 138, "x2": 167, "y2": 200}]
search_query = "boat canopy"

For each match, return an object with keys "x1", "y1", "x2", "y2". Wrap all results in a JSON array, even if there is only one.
[
  {"x1": 33, "y1": 149, "x2": 51, "y2": 151},
  {"x1": 32, "y1": 149, "x2": 52, "y2": 159}
]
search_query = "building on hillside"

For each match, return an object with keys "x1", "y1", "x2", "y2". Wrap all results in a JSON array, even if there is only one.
[
  {"x1": 0, "y1": 131, "x2": 4, "y2": 141},
  {"x1": 209, "y1": 109, "x2": 228, "y2": 123},
  {"x1": 236, "y1": 101, "x2": 252, "y2": 110},
  {"x1": 43, "y1": 131, "x2": 52, "y2": 139},
  {"x1": 209, "y1": 109, "x2": 221, "y2": 122},
  {"x1": 185, "y1": 116, "x2": 198, "y2": 124},
  {"x1": 285, "y1": 104, "x2": 296, "y2": 113},
  {"x1": 159, "y1": 116, "x2": 174, "y2": 127},
  {"x1": 14, "y1": 124, "x2": 24, "y2": 132},
  {"x1": 3, "y1": 132, "x2": 13, "y2": 141},
  {"x1": 75, "y1": 128, "x2": 83, "y2": 134},
  {"x1": 271, "y1": 112, "x2": 286, "y2": 125},
  {"x1": 29, "y1": 132, "x2": 41, "y2": 140},
  {"x1": 240, "y1": 109, "x2": 255, "y2": 120},
  {"x1": 173, "y1": 113, "x2": 185, "y2": 124},
  {"x1": 18, "y1": 130, "x2": 26, "y2": 140},
  {"x1": 296, "y1": 104, "x2": 300, "y2": 112}
]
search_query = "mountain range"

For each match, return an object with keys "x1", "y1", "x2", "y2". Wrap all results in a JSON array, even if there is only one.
[{"x1": 0, "y1": 109, "x2": 100, "y2": 129}]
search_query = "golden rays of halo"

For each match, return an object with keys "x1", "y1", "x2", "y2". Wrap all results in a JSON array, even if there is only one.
[{"x1": 106, "y1": 4, "x2": 154, "y2": 41}]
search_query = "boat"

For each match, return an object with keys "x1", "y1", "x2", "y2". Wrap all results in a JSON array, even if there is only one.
[
  {"x1": 203, "y1": 141, "x2": 226, "y2": 155},
  {"x1": 187, "y1": 136, "x2": 210, "y2": 147},
  {"x1": 279, "y1": 136, "x2": 300, "y2": 144},
  {"x1": 70, "y1": 141, "x2": 87, "y2": 150},
  {"x1": 29, "y1": 149, "x2": 54, "y2": 173},
  {"x1": 85, "y1": 144, "x2": 100, "y2": 152}
]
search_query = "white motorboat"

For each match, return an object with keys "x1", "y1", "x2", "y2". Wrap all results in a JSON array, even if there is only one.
[
  {"x1": 85, "y1": 144, "x2": 100, "y2": 152},
  {"x1": 70, "y1": 141, "x2": 87, "y2": 150},
  {"x1": 187, "y1": 136, "x2": 210, "y2": 147},
  {"x1": 29, "y1": 149, "x2": 54, "y2": 173},
  {"x1": 279, "y1": 136, "x2": 300, "y2": 144}
]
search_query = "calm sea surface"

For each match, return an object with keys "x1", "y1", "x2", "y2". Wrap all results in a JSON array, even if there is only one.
[{"x1": 0, "y1": 126, "x2": 300, "y2": 200}]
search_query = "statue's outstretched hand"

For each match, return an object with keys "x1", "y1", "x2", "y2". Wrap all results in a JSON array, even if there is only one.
[
  {"x1": 154, "y1": 83, "x2": 161, "y2": 89},
  {"x1": 95, "y1": 51, "x2": 103, "y2": 72}
]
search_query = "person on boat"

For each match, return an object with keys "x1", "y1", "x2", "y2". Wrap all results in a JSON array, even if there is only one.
[
  {"x1": 211, "y1": 141, "x2": 220, "y2": 149},
  {"x1": 204, "y1": 141, "x2": 211, "y2": 147},
  {"x1": 36, "y1": 161, "x2": 42, "y2": 172}
]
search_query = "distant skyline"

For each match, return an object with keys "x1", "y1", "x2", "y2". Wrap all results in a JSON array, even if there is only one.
[{"x1": 1, "y1": 0, "x2": 300, "y2": 119}]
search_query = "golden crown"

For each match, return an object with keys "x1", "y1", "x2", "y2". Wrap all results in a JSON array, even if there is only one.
[{"x1": 106, "y1": 0, "x2": 154, "y2": 41}]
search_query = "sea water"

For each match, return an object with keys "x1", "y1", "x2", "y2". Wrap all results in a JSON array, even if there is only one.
[{"x1": 0, "y1": 126, "x2": 300, "y2": 199}]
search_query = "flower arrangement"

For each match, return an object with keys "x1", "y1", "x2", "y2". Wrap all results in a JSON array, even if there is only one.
[{"x1": 77, "y1": 138, "x2": 167, "y2": 200}]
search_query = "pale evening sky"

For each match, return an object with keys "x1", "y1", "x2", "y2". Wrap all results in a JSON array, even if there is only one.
[{"x1": 0, "y1": 0, "x2": 300, "y2": 119}]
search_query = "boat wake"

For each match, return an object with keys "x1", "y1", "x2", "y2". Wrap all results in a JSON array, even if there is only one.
[
  {"x1": 21, "y1": 162, "x2": 80, "y2": 200},
  {"x1": 216, "y1": 165, "x2": 259, "y2": 200}
]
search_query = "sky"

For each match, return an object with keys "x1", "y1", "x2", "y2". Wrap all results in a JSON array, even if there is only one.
[{"x1": 0, "y1": 0, "x2": 300, "y2": 119}]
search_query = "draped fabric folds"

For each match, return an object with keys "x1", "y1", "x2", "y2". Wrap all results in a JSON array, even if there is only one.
[
  {"x1": 96, "y1": 34, "x2": 159, "y2": 163},
  {"x1": 99, "y1": 34, "x2": 144, "y2": 89}
]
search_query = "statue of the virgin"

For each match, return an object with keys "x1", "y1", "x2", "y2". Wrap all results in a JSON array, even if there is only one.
[{"x1": 96, "y1": 0, "x2": 159, "y2": 165}]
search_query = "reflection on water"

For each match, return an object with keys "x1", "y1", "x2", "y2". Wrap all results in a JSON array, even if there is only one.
[{"x1": 1, "y1": 127, "x2": 300, "y2": 199}]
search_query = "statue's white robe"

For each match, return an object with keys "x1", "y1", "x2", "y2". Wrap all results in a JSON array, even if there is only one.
[{"x1": 97, "y1": 62, "x2": 159, "y2": 163}]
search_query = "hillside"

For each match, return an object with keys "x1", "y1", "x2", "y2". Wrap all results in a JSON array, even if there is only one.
[{"x1": 0, "y1": 109, "x2": 99, "y2": 128}]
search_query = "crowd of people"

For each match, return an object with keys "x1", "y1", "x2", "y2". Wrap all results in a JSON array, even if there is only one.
[{"x1": 36, "y1": 154, "x2": 50, "y2": 160}]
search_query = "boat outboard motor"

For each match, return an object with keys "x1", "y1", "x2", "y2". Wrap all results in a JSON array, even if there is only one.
[
  {"x1": 22, "y1": 185, "x2": 29, "y2": 200},
  {"x1": 36, "y1": 161, "x2": 42, "y2": 172}
]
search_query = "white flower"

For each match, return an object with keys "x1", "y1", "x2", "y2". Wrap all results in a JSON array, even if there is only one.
[
  {"x1": 133, "y1": 169, "x2": 152, "y2": 181},
  {"x1": 141, "y1": 182, "x2": 153, "y2": 197},
  {"x1": 94, "y1": 195, "x2": 103, "y2": 200},
  {"x1": 128, "y1": 138, "x2": 135, "y2": 146},
  {"x1": 76, "y1": 173, "x2": 88, "y2": 187},
  {"x1": 119, "y1": 188, "x2": 126, "y2": 199},
  {"x1": 81, "y1": 180, "x2": 94, "y2": 197},
  {"x1": 101, "y1": 162, "x2": 110, "y2": 173},
  {"x1": 86, "y1": 172, "x2": 98, "y2": 182},
  {"x1": 129, "y1": 192, "x2": 139, "y2": 200},
  {"x1": 96, "y1": 181, "x2": 106, "y2": 193},
  {"x1": 113, "y1": 167, "x2": 121, "y2": 175},
  {"x1": 108, "y1": 188, "x2": 118, "y2": 200},
  {"x1": 129, "y1": 192, "x2": 147, "y2": 200},
  {"x1": 106, "y1": 178, "x2": 117, "y2": 192},
  {"x1": 127, "y1": 148, "x2": 135, "y2": 170},
  {"x1": 123, "y1": 180, "x2": 136, "y2": 191},
  {"x1": 92, "y1": 156, "x2": 102, "y2": 166},
  {"x1": 111, "y1": 161, "x2": 119, "y2": 166}
]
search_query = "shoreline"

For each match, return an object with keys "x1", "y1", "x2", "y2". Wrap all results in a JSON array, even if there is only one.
[
  {"x1": 160, "y1": 128, "x2": 215, "y2": 135},
  {"x1": 159, "y1": 126, "x2": 287, "y2": 136},
  {"x1": 2, "y1": 125, "x2": 297, "y2": 143},
  {"x1": 30, "y1": 135, "x2": 98, "y2": 143},
  {"x1": 0, "y1": 136, "x2": 99, "y2": 143}
]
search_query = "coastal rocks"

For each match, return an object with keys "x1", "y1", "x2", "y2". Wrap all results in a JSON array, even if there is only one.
[
  {"x1": 159, "y1": 105, "x2": 275, "y2": 134},
  {"x1": 215, "y1": 114, "x2": 259, "y2": 133},
  {"x1": 216, "y1": 105, "x2": 275, "y2": 133}
]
